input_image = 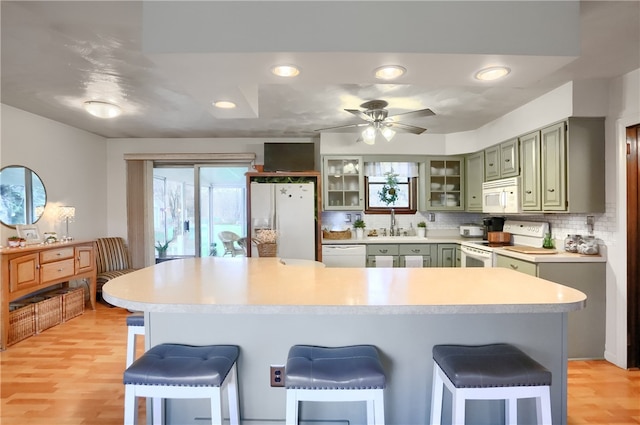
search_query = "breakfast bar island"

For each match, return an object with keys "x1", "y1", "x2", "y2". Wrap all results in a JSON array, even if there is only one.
[{"x1": 103, "y1": 257, "x2": 586, "y2": 425}]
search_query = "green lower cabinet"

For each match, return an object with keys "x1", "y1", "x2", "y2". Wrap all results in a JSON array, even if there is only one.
[
  {"x1": 455, "y1": 247, "x2": 461, "y2": 267},
  {"x1": 437, "y1": 244, "x2": 458, "y2": 267},
  {"x1": 399, "y1": 244, "x2": 437, "y2": 268},
  {"x1": 496, "y1": 253, "x2": 605, "y2": 359},
  {"x1": 366, "y1": 244, "x2": 399, "y2": 267}
]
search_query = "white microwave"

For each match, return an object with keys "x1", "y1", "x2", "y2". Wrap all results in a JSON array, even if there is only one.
[{"x1": 482, "y1": 177, "x2": 522, "y2": 214}]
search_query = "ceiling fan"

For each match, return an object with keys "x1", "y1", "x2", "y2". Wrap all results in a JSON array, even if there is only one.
[{"x1": 316, "y1": 100, "x2": 435, "y2": 144}]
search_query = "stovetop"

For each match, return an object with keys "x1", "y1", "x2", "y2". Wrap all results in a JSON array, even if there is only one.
[{"x1": 461, "y1": 220, "x2": 550, "y2": 252}]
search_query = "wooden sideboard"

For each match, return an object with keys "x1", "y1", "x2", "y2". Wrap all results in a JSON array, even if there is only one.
[{"x1": 0, "y1": 240, "x2": 97, "y2": 350}]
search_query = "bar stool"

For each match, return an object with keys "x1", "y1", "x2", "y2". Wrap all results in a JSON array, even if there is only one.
[
  {"x1": 285, "y1": 344, "x2": 386, "y2": 425},
  {"x1": 123, "y1": 344, "x2": 240, "y2": 425},
  {"x1": 430, "y1": 343, "x2": 552, "y2": 425},
  {"x1": 126, "y1": 313, "x2": 145, "y2": 368}
]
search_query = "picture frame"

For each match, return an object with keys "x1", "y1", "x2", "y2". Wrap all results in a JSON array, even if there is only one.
[{"x1": 16, "y1": 224, "x2": 42, "y2": 244}]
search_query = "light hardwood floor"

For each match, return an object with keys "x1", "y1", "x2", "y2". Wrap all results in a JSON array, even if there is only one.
[{"x1": 1, "y1": 302, "x2": 639, "y2": 424}]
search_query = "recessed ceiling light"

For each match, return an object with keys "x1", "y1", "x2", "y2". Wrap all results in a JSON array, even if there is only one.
[
  {"x1": 83, "y1": 101, "x2": 121, "y2": 118},
  {"x1": 213, "y1": 101, "x2": 237, "y2": 109},
  {"x1": 475, "y1": 66, "x2": 511, "y2": 81},
  {"x1": 374, "y1": 65, "x2": 406, "y2": 80},
  {"x1": 271, "y1": 64, "x2": 300, "y2": 77}
]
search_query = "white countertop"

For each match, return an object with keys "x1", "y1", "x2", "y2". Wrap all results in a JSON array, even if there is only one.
[
  {"x1": 322, "y1": 236, "x2": 474, "y2": 245},
  {"x1": 103, "y1": 257, "x2": 586, "y2": 314},
  {"x1": 495, "y1": 248, "x2": 606, "y2": 263}
]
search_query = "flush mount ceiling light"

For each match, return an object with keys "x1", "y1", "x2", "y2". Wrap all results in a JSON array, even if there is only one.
[
  {"x1": 271, "y1": 64, "x2": 300, "y2": 77},
  {"x1": 475, "y1": 66, "x2": 511, "y2": 81},
  {"x1": 83, "y1": 101, "x2": 121, "y2": 118},
  {"x1": 374, "y1": 65, "x2": 406, "y2": 80},
  {"x1": 213, "y1": 100, "x2": 237, "y2": 109}
]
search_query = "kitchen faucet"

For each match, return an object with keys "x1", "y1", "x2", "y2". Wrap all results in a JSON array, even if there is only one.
[{"x1": 390, "y1": 209, "x2": 396, "y2": 236}]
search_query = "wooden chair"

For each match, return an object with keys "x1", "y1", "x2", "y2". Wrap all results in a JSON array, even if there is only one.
[
  {"x1": 95, "y1": 237, "x2": 139, "y2": 295},
  {"x1": 218, "y1": 231, "x2": 246, "y2": 257}
]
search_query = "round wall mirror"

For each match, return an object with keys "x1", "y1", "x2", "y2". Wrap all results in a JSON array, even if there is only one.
[{"x1": 0, "y1": 165, "x2": 47, "y2": 227}]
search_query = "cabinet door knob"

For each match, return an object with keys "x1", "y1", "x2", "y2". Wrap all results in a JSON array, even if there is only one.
[
  {"x1": 488, "y1": 163, "x2": 494, "y2": 166},
  {"x1": 526, "y1": 190, "x2": 532, "y2": 194},
  {"x1": 548, "y1": 188, "x2": 555, "y2": 192},
  {"x1": 412, "y1": 249, "x2": 420, "y2": 253},
  {"x1": 504, "y1": 158, "x2": 511, "y2": 163},
  {"x1": 510, "y1": 264, "x2": 519, "y2": 270},
  {"x1": 36, "y1": 264, "x2": 40, "y2": 269},
  {"x1": 380, "y1": 249, "x2": 388, "y2": 254},
  {"x1": 472, "y1": 196, "x2": 476, "y2": 199},
  {"x1": 56, "y1": 252, "x2": 61, "y2": 256}
]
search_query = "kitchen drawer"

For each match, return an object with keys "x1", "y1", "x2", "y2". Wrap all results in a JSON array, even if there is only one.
[
  {"x1": 496, "y1": 255, "x2": 537, "y2": 276},
  {"x1": 40, "y1": 247, "x2": 74, "y2": 263},
  {"x1": 399, "y1": 244, "x2": 436, "y2": 257},
  {"x1": 40, "y1": 259, "x2": 75, "y2": 283},
  {"x1": 366, "y1": 244, "x2": 399, "y2": 256}
]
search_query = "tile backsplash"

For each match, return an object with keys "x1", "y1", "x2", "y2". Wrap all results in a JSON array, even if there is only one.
[{"x1": 321, "y1": 202, "x2": 615, "y2": 248}]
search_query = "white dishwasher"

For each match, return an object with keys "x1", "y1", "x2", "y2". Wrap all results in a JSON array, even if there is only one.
[{"x1": 322, "y1": 244, "x2": 367, "y2": 267}]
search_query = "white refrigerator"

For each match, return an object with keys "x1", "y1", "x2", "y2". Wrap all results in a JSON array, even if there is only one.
[{"x1": 250, "y1": 182, "x2": 316, "y2": 260}]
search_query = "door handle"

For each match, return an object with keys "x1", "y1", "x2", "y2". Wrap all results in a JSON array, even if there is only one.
[{"x1": 510, "y1": 264, "x2": 519, "y2": 270}]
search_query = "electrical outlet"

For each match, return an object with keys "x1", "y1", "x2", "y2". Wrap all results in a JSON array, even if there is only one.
[
  {"x1": 586, "y1": 215, "x2": 595, "y2": 226},
  {"x1": 345, "y1": 213, "x2": 351, "y2": 223},
  {"x1": 270, "y1": 365, "x2": 285, "y2": 387},
  {"x1": 427, "y1": 212, "x2": 435, "y2": 222}
]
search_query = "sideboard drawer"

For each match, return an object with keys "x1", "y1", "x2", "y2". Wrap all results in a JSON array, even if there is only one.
[
  {"x1": 40, "y1": 259, "x2": 75, "y2": 283},
  {"x1": 40, "y1": 247, "x2": 74, "y2": 263}
]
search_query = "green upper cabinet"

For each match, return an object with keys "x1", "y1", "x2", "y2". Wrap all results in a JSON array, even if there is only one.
[
  {"x1": 323, "y1": 156, "x2": 364, "y2": 210},
  {"x1": 465, "y1": 151, "x2": 484, "y2": 212},
  {"x1": 520, "y1": 130, "x2": 542, "y2": 210},
  {"x1": 485, "y1": 138, "x2": 519, "y2": 181},
  {"x1": 423, "y1": 157, "x2": 465, "y2": 211},
  {"x1": 519, "y1": 118, "x2": 605, "y2": 213}
]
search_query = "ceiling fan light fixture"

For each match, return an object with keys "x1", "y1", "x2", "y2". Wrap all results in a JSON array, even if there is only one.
[
  {"x1": 362, "y1": 126, "x2": 377, "y2": 145},
  {"x1": 374, "y1": 65, "x2": 406, "y2": 80},
  {"x1": 381, "y1": 126, "x2": 396, "y2": 142},
  {"x1": 475, "y1": 66, "x2": 511, "y2": 81},
  {"x1": 213, "y1": 100, "x2": 237, "y2": 109},
  {"x1": 271, "y1": 64, "x2": 300, "y2": 77},
  {"x1": 83, "y1": 101, "x2": 121, "y2": 118}
]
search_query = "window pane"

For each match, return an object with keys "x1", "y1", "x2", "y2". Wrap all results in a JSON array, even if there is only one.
[{"x1": 367, "y1": 176, "x2": 409, "y2": 208}]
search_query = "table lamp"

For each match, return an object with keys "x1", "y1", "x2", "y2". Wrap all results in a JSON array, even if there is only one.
[{"x1": 57, "y1": 206, "x2": 75, "y2": 241}]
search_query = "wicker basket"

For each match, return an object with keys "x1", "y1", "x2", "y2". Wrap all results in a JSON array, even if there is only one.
[
  {"x1": 8, "y1": 303, "x2": 36, "y2": 346},
  {"x1": 322, "y1": 229, "x2": 352, "y2": 240},
  {"x1": 34, "y1": 295, "x2": 63, "y2": 333},
  {"x1": 46, "y1": 287, "x2": 85, "y2": 321},
  {"x1": 255, "y1": 242, "x2": 277, "y2": 257}
]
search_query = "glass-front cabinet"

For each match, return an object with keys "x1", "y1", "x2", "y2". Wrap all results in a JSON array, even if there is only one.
[
  {"x1": 423, "y1": 157, "x2": 464, "y2": 211},
  {"x1": 323, "y1": 156, "x2": 364, "y2": 210}
]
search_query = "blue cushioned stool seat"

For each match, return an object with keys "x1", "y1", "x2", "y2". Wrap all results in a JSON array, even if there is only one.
[
  {"x1": 430, "y1": 343, "x2": 552, "y2": 425},
  {"x1": 123, "y1": 343, "x2": 240, "y2": 425},
  {"x1": 285, "y1": 345, "x2": 386, "y2": 425},
  {"x1": 286, "y1": 344, "x2": 386, "y2": 389},
  {"x1": 126, "y1": 313, "x2": 144, "y2": 327}
]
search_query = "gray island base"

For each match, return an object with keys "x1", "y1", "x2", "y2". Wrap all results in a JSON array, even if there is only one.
[{"x1": 103, "y1": 257, "x2": 586, "y2": 425}]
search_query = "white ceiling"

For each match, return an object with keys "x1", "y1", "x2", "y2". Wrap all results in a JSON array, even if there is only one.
[{"x1": 1, "y1": 1, "x2": 639, "y2": 139}]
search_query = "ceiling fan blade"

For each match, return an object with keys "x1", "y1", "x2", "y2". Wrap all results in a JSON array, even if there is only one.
[
  {"x1": 387, "y1": 108, "x2": 435, "y2": 121},
  {"x1": 315, "y1": 123, "x2": 368, "y2": 132},
  {"x1": 388, "y1": 122, "x2": 427, "y2": 135},
  {"x1": 345, "y1": 109, "x2": 374, "y2": 122}
]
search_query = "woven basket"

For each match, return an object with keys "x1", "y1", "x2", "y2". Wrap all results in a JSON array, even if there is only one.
[
  {"x1": 61, "y1": 287, "x2": 85, "y2": 321},
  {"x1": 256, "y1": 242, "x2": 277, "y2": 257},
  {"x1": 34, "y1": 296, "x2": 63, "y2": 333},
  {"x1": 8, "y1": 303, "x2": 36, "y2": 346},
  {"x1": 322, "y1": 229, "x2": 352, "y2": 240},
  {"x1": 46, "y1": 287, "x2": 85, "y2": 321}
]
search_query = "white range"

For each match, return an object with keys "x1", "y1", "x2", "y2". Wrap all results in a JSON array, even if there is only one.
[{"x1": 460, "y1": 220, "x2": 550, "y2": 267}]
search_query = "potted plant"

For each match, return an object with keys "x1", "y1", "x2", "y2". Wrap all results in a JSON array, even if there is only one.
[
  {"x1": 353, "y1": 219, "x2": 366, "y2": 239},
  {"x1": 7, "y1": 236, "x2": 23, "y2": 248},
  {"x1": 155, "y1": 240, "x2": 170, "y2": 258},
  {"x1": 417, "y1": 221, "x2": 427, "y2": 238}
]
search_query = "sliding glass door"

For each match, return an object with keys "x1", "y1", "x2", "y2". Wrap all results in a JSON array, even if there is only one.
[{"x1": 153, "y1": 165, "x2": 248, "y2": 260}]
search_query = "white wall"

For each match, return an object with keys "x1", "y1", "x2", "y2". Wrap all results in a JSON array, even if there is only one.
[{"x1": 0, "y1": 105, "x2": 107, "y2": 242}]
